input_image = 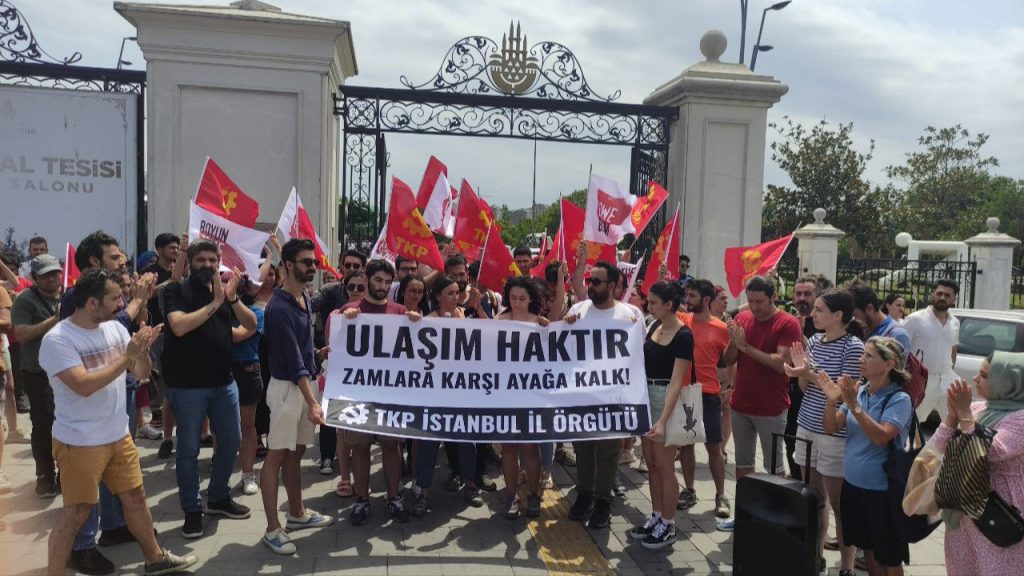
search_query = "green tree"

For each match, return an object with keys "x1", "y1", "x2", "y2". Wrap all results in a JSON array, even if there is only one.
[
  {"x1": 496, "y1": 189, "x2": 587, "y2": 248},
  {"x1": 762, "y1": 117, "x2": 893, "y2": 256},
  {"x1": 886, "y1": 125, "x2": 999, "y2": 241},
  {"x1": 340, "y1": 198, "x2": 379, "y2": 247},
  {"x1": 979, "y1": 176, "x2": 1024, "y2": 265}
]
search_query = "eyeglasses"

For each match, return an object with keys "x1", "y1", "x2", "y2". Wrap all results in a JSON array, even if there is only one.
[
  {"x1": 586, "y1": 277, "x2": 607, "y2": 286},
  {"x1": 294, "y1": 258, "x2": 317, "y2": 268},
  {"x1": 343, "y1": 262, "x2": 362, "y2": 270},
  {"x1": 346, "y1": 284, "x2": 366, "y2": 293}
]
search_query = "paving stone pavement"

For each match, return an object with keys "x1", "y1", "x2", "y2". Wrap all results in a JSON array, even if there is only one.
[{"x1": 0, "y1": 426, "x2": 948, "y2": 575}]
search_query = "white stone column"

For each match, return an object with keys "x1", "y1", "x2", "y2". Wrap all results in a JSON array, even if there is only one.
[
  {"x1": 794, "y1": 208, "x2": 845, "y2": 283},
  {"x1": 115, "y1": 0, "x2": 357, "y2": 262},
  {"x1": 645, "y1": 30, "x2": 788, "y2": 289},
  {"x1": 966, "y1": 217, "x2": 1021, "y2": 310}
]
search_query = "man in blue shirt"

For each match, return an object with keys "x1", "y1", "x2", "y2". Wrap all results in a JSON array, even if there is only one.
[{"x1": 848, "y1": 283, "x2": 911, "y2": 360}]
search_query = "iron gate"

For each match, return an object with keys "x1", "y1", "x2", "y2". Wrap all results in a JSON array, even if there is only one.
[{"x1": 836, "y1": 258, "x2": 978, "y2": 309}]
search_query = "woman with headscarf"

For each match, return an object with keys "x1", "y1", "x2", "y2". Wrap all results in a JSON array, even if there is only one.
[{"x1": 934, "y1": 351, "x2": 1024, "y2": 575}]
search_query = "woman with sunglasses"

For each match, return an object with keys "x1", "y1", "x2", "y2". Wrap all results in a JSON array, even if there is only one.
[
  {"x1": 343, "y1": 271, "x2": 367, "y2": 303},
  {"x1": 495, "y1": 276, "x2": 549, "y2": 520},
  {"x1": 819, "y1": 337, "x2": 914, "y2": 576},
  {"x1": 411, "y1": 276, "x2": 480, "y2": 517},
  {"x1": 396, "y1": 273, "x2": 427, "y2": 315}
]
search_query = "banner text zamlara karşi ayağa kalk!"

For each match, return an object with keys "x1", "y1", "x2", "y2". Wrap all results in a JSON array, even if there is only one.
[{"x1": 322, "y1": 314, "x2": 651, "y2": 443}]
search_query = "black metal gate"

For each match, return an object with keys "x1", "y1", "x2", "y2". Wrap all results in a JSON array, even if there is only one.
[
  {"x1": 0, "y1": 1, "x2": 147, "y2": 253},
  {"x1": 836, "y1": 258, "x2": 978, "y2": 309},
  {"x1": 336, "y1": 23, "x2": 677, "y2": 250}
]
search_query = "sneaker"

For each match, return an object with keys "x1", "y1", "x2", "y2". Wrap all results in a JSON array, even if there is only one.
[
  {"x1": 540, "y1": 470, "x2": 554, "y2": 491},
  {"x1": 479, "y1": 476, "x2": 498, "y2": 492},
  {"x1": 0, "y1": 471, "x2": 11, "y2": 494},
  {"x1": 6, "y1": 428, "x2": 30, "y2": 444},
  {"x1": 412, "y1": 493, "x2": 432, "y2": 518},
  {"x1": 555, "y1": 446, "x2": 576, "y2": 467},
  {"x1": 676, "y1": 488, "x2": 697, "y2": 510},
  {"x1": 157, "y1": 439, "x2": 174, "y2": 459},
  {"x1": 618, "y1": 449, "x2": 637, "y2": 464},
  {"x1": 262, "y1": 528, "x2": 296, "y2": 555},
  {"x1": 206, "y1": 496, "x2": 251, "y2": 519},
  {"x1": 613, "y1": 473, "x2": 627, "y2": 498},
  {"x1": 716, "y1": 517, "x2": 735, "y2": 532},
  {"x1": 137, "y1": 424, "x2": 163, "y2": 440},
  {"x1": 444, "y1": 473, "x2": 462, "y2": 492},
  {"x1": 350, "y1": 498, "x2": 371, "y2": 526},
  {"x1": 587, "y1": 499, "x2": 612, "y2": 530},
  {"x1": 67, "y1": 547, "x2": 116, "y2": 576},
  {"x1": 838, "y1": 570, "x2": 856, "y2": 576},
  {"x1": 641, "y1": 520, "x2": 677, "y2": 550},
  {"x1": 568, "y1": 492, "x2": 594, "y2": 521},
  {"x1": 629, "y1": 515, "x2": 660, "y2": 540},
  {"x1": 463, "y1": 485, "x2": 484, "y2": 507},
  {"x1": 387, "y1": 495, "x2": 410, "y2": 523},
  {"x1": 34, "y1": 476, "x2": 58, "y2": 498},
  {"x1": 319, "y1": 459, "x2": 334, "y2": 476},
  {"x1": 525, "y1": 493, "x2": 541, "y2": 519},
  {"x1": 144, "y1": 549, "x2": 198, "y2": 575},
  {"x1": 504, "y1": 494, "x2": 521, "y2": 520},
  {"x1": 98, "y1": 525, "x2": 135, "y2": 547},
  {"x1": 714, "y1": 494, "x2": 732, "y2": 519},
  {"x1": 286, "y1": 508, "x2": 334, "y2": 530},
  {"x1": 241, "y1": 472, "x2": 258, "y2": 496},
  {"x1": 182, "y1": 511, "x2": 204, "y2": 539},
  {"x1": 637, "y1": 456, "x2": 648, "y2": 474}
]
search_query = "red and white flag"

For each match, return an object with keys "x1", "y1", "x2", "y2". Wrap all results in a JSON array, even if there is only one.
[
  {"x1": 189, "y1": 201, "x2": 269, "y2": 280},
  {"x1": 415, "y1": 156, "x2": 456, "y2": 237},
  {"x1": 617, "y1": 255, "x2": 645, "y2": 303},
  {"x1": 63, "y1": 243, "x2": 80, "y2": 290},
  {"x1": 277, "y1": 188, "x2": 342, "y2": 280},
  {"x1": 194, "y1": 157, "x2": 260, "y2": 228},
  {"x1": 369, "y1": 222, "x2": 399, "y2": 264},
  {"x1": 584, "y1": 173, "x2": 635, "y2": 245}
]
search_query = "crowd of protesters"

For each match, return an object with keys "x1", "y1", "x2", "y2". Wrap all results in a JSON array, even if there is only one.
[{"x1": 1, "y1": 229, "x2": 1021, "y2": 576}]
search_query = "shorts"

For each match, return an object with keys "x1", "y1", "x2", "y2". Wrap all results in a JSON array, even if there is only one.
[
  {"x1": 795, "y1": 427, "x2": 846, "y2": 478},
  {"x1": 841, "y1": 480, "x2": 909, "y2": 567},
  {"x1": 701, "y1": 394, "x2": 724, "y2": 445},
  {"x1": 266, "y1": 377, "x2": 317, "y2": 451},
  {"x1": 732, "y1": 408, "x2": 787, "y2": 472},
  {"x1": 647, "y1": 382, "x2": 668, "y2": 420},
  {"x1": 231, "y1": 362, "x2": 263, "y2": 407},
  {"x1": 52, "y1": 435, "x2": 143, "y2": 505},
  {"x1": 340, "y1": 429, "x2": 373, "y2": 445}
]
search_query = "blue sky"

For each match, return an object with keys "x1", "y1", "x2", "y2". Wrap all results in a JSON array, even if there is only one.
[{"x1": 18, "y1": 0, "x2": 1024, "y2": 214}]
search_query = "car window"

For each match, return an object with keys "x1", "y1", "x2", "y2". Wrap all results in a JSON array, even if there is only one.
[{"x1": 957, "y1": 317, "x2": 1020, "y2": 357}]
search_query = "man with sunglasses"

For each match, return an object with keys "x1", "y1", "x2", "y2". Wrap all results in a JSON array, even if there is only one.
[
  {"x1": 161, "y1": 240, "x2": 256, "y2": 539},
  {"x1": 311, "y1": 249, "x2": 366, "y2": 357},
  {"x1": 261, "y1": 239, "x2": 333, "y2": 554}
]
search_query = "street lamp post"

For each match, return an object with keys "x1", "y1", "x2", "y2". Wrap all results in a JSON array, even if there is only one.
[
  {"x1": 739, "y1": 0, "x2": 748, "y2": 64},
  {"x1": 750, "y1": 1, "x2": 791, "y2": 71},
  {"x1": 117, "y1": 36, "x2": 137, "y2": 69}
]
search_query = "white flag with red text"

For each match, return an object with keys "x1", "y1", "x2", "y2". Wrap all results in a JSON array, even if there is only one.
[
  {"x1": 584, "y1": 173, "x2": 635, "y2": 245},
  {"x1": 188, "y1": 201, "x2": 269, "y2": 280},
  {"x1": 416, "y1": 156, "x2": 457, "y2": 237},
  {"x1": 276, "y1": 188, "x2": 342, "y2": 279}
]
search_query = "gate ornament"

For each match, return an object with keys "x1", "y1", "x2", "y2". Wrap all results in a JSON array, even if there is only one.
[
  {"x1": 0, "y1": 0, "x2": 82, "y2": 64},
  {"x1": 400, "y1": 21, "x2": 621, "y2": 102}
]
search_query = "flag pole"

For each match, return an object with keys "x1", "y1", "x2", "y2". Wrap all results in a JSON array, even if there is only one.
[{"x1": 477, "y1": 223, "x2": 493, "y2": 286}]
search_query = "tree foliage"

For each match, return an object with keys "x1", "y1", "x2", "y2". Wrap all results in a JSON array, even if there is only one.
[{"x1": 496, "y1": 189, "x2": 587, "y2": 247}]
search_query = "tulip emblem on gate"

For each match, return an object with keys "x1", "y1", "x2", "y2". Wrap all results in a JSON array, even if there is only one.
[{"x1": 488, "y1": 22, "x2": 540, "y2": 95}]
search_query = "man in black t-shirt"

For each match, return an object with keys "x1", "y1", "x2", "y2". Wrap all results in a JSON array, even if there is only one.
[{"x1": 161, "y1": 240, "x2": 257, "y2": 539}]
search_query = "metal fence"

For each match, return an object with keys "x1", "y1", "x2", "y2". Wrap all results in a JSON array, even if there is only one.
[
  {"x1": 836, "y1": 258, "x2": 977, "y2": 310},
  {"x1": 1013, "y1": 266, "x2": 1024, "y2": 309}
]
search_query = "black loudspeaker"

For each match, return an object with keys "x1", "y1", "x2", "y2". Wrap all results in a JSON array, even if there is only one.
[{"x1": 733, "y1": 434, "x2": 820, "y2": 576}]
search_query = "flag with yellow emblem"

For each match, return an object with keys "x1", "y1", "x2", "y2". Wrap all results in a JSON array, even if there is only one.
[
  {"x1": 630, "y1": 181, "x2": 669, "y2": 237},
  {"x1": 723, "y1": 233, "x2": 795, "y2": 297},
  {"x1": 195, "y1": 157, "x2": 260, "y2": 228},
  {"x1": 477, "y1": 223, "x2": 520, "y2": 293},
  {"x1": 452, "y1": 179, "x2": 499, "y2": 261},
  {"x1": 642, "y1": 204, "x2": 680, "y2": 294},
  {"x1": 384, "y1": 177, "x2": 445, "y2": 271}
]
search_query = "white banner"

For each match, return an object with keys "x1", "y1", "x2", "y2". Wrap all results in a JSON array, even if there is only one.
[
  {"x1": 323, "y1": 314, "x2": 651, "y2": 442},
  {"x1": 0, "y1": 86, "x2": 137, "y2": 255},
  {"x1": 188, "y1": 202, "x2": 269, "y2": 280}
]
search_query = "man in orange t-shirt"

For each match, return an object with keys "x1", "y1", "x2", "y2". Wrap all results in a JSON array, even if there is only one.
[{"x1": 675, "y1": 279, "x2": 736, "y2": 518}]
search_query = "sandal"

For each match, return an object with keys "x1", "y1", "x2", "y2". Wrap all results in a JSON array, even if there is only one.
[{"x1": 335, "y1": 480, "x2": 354, "y2": 498}]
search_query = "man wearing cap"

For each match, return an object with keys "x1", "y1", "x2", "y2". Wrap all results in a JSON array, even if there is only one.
[{"x1": 11, "y1": 254, "x2": 63, "y2": 501}]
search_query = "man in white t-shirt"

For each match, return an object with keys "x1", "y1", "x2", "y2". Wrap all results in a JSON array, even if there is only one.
[
  {"x1": 564, "y1": 261, "x2": 640, "y2": 531},
  {"x1": 39, "y1": 269, "x2": 196, "y2": 576},
  {"x1": 902, "y1": 279, "x2": 961, "y2": 421}
]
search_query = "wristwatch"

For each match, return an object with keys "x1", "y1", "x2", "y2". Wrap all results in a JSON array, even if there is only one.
[
  {"x1": 227, "y1": 297, "x2": 239, "y2": 304},
  {"x1": 853, "y1": 405, "x2": 864, "y2": 415}
]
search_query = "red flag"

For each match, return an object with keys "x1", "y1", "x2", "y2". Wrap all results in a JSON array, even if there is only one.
[
  {"x1": 530, "y1": 219, "x2": 563, "y2": 279},
  {"x1": 477, "y1": 225, "x2": 520, "y2": 293},
  {"x1": 415, "y1": 156, "x2": 456, "y2": 237},
  {"x1": 63, "y1": 243, "x2": 80, "y2": 290},
  {"x1": 452, "y1": 179, "x2": 498, "y2": 261},
  {"x1": 276, "y1": 189, "x2": 341, "y2": 280},
  {"x1": 724, "y1": 234, "x2": 795, "y2": 297},
  {"x1": 562, "y1": 198, "x2": 617, "y2": 272},
  {"x1": 195, "y1": 157, "x2": 260, "y2": 227},
  {"x1": 642, "y1": 204, "x2": 681, "y2": 294},
  {"x1": 630, "y1": 181, "x2": 669, "y2": 236},
  {"x1": 384, "y1": 177, "x2": 445, "y2": 271}
]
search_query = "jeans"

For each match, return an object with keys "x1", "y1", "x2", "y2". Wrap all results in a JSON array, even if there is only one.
[
  {"x1": 23, "y1": 370, "x2": 55, "y2": 480},
  {"x1": 571, "y1": 439, "x2": 620, "y2": 503},
  {"x1": 166, "y1": 383, "x2": 241, "y2": 513},
  {"x1": 74, "y1": 388, "x2": 138, "y2": 550},
  {"x1": 319, "y1": 422, "x2": 337, "y2": 461},
  {"x1": 540, "y1": 442, "x2": 554, "y2": 468},
  {"x1": 418, "y1": 442, "x2": 475, "y2": 489}
]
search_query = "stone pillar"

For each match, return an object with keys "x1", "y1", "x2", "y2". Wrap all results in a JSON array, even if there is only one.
[
  {"x1": 794, "y1": 208, "x2": 845, "y2": 283},
  {"x1": 645, "y1": 30, "x2": 788, "y2": 289},
  {"x1": 965, "y1": 217, "x2": 1020, "y2": 310},
  {"x1": 115, "y1": 0, "x2": 357, "y2": 262}
]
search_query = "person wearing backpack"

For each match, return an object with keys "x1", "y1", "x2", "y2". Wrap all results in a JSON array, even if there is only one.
[{"x1": 820, "y1": 337, "x2": 914, "y2": 576}]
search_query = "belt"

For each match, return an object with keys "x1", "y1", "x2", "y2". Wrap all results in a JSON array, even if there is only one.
[
  {"x1": 232, "y1": 362, "x2": 260, "y2": 372},
  {"x1": 647, "y1": 378, "x2": 671, "y2": 387}
]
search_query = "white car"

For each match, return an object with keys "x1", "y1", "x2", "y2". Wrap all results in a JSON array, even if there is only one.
[{"x1": 950, "y1": 308, "x2": 1024, "y2": 382}]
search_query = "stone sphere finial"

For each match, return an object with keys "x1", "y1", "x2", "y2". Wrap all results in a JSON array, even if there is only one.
[
  {"x1": 700, "y1": 30, "x2": 728, "y2": 62},
  {"x1": 987, "y1": 217, "x2": 1000, "y2": 233},
  {"x1": 895, "y1": 232, "x2": 912, "y2": 248},
  {"x1": 813, "y1": 208, "x2": 826, "y2": 225}
]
